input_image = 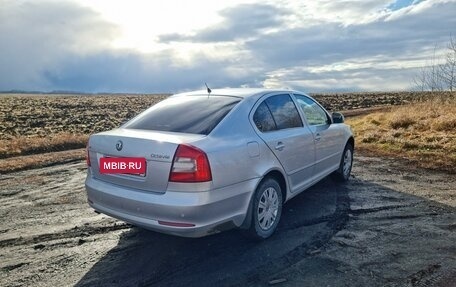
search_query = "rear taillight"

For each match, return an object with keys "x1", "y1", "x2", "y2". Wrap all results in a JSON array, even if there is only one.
[
  {"x1": 169, "y1": 144, "x2": 212, "y2": 182},
  {"x1": 86, "y1": 142, "x2": 91, "y2": 167}
]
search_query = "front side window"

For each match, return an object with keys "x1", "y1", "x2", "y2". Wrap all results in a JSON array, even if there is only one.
[
  {"x1": 294, "y1": 95, "x2": 329, "y2": 126},
  {"x1": 123, "y1": 96, "x2": 240, "y2": 135},
  {"x1": 253, "y1": 94, "x2": 303, "y2": 132}
]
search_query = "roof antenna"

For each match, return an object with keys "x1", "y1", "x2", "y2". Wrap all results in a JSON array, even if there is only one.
[{"x1": 205, "y1": 83, "x2": 212, "y2": 95}]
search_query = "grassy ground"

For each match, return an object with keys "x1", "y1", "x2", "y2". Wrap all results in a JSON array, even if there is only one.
[
  {"x1": 0, "y1": 94, "x2": 166, "y2": 173},
  {"x1": 0, "y1": 149, "x2": 85, "y2": 173},
  {"x1": 0, "y1": 133, "x2": 88, "y2": 159},
  {"x1": 346, "y1": 95, "x2": 456, "y2": 173},
  {"x1": 1, "y1": 91, "x2": 454, "y2": 174}
]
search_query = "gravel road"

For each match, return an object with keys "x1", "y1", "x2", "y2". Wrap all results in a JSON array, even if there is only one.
[{"x1": 0, "y1": 155, "x2": 455, "y2": 287}]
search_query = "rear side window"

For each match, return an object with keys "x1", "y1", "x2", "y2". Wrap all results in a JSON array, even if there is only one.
[
  {"x1": 253, "y1": 94, "x2": 303, "y2": 132},
  {"x1": 253, "y1": 102, "x2": 276, "y2": 132},
  {"x1": 123, "y1": 96, "x2": 240, "y2": 135}
]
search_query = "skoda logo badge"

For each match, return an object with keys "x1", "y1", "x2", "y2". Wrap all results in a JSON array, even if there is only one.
[{"x1": 116, "y1": 140, "x2": 123, "y2": 151}]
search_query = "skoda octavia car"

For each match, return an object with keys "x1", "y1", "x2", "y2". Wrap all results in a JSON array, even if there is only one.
[{"x1": 85, "y1": 89, "x2": 354, "y2": 239}]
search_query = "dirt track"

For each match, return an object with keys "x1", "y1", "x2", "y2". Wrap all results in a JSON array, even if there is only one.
[{"x1": 0, "y1": 155, "x2": 455, "y2": 287}]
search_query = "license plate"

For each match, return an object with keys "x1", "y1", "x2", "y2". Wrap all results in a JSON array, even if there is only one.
[{"x1": 99, "y1": 157, "x2": 146, "y2": 175}]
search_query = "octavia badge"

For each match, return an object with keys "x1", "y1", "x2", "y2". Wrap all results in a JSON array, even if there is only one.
[{"x1": 116, "y1": 140, "x2": 123, "y2": 151}]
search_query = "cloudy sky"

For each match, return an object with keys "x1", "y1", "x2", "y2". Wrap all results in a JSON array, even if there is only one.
[{"x1": 1, "y1": 0, "x2": 455, "y2": 93}]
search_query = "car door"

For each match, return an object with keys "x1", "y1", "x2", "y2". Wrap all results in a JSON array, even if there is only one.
[
  {"x1": 252, "y1": 93, "x2": 316, "y2": 193},
  {"x1": 293, "y1": 94, "x2": 343, "y2": 179}
]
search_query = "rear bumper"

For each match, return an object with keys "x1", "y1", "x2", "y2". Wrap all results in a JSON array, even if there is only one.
[{"x1": 85, "y1": 174, "x2": 257, "y2": 237}]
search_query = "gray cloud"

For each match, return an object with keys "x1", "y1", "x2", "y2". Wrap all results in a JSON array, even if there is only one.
[
  {"x1": 155, "y1": 0, "x2": 456, "y2": 92},
  {"x1": 0, "y1": 1, "x2": 266, "y2": 93},
  {"x1": 277, "y1": 66, "x2": 419, "y2": 92},
  {"x1": 159, "y1": 3, "x2": 287, "y2": 43},
  {"x1": 41, "y1": 51, "x2": 264, "y2": 93},
  {"x1": 247, "y1": 1, "x2": 456, "y2": 67},
  {"x1": 1, "y1": 0, "x2": 455, "y2": 93},
  {"x1": 0, "y1": 0, "x2": 119, "y2": 91},
  {"x1": 246, "y1": 0, "x2": 456, "y2": 91}
]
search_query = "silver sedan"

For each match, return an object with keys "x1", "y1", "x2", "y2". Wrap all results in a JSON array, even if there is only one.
[{"x1": 85, "y1": 89, "x2": 354, "y2": 239}]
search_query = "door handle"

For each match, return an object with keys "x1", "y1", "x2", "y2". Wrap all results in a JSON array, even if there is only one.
[
  {"x1": 315, "y1": 133, "x2": 321, "y2": 142},
  {"x1": 275, "y1": 142, "x2": 285, "y2": 151}
]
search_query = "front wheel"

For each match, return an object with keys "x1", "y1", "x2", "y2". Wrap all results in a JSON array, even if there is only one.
[
  {"x1": 334, "y1": 143, "x2": 354, "y2": 181},
  {"x1": 246, "y1": 178, "x2": 283, "y2": 240}
]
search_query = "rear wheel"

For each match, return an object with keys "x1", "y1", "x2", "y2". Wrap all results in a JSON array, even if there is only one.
[
  {"x1": 246, "y1": 178, "x2": 283, "y2": 240},
  {"x1": 334, "y1": 143, "x2": 354, "y2": 181}
]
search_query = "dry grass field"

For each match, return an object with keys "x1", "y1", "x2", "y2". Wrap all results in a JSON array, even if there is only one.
[
  {"x1": 0, "y1": 94, "x2": 168, "y2": 156},
  {"x1": 0, "y1": 91, "x2": 454, "y2": 173},
  {"x1": 0, "y1": 94, "x2": 168, "y2": 172},
  {"x1": 346, "y1": 94, "x2": 456, "y2": 173}
]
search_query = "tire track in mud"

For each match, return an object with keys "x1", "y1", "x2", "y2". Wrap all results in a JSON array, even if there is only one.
[
  {"x1": 72, "y1": 176, "x2": 346, "y2": 287},
  {"x1": 227, "y1": 184, "x2": 350, "y2": 287},
  {"x1": 140, "y1": 182, "x2": 350, "y2": 287},
  {"x1": 2, "y1": 156, "x2": 456, "y2": 287},
  {"x1": 0, "y1": 223, "x2": 130, "y2": 249}
]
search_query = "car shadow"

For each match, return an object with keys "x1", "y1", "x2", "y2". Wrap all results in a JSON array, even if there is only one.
[
  {"x1": 74, "y1": 175, "x2": 455, "y2": 287},
  {"x1": 75, "y1": 176, "x2": 346, "y2": 287}
]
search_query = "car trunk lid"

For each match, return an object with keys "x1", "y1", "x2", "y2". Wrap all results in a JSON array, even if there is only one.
[{"x1": 88, "y1": 128, "x2": 205, "y2": 193}]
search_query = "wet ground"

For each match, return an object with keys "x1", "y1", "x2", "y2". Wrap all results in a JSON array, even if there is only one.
[{"x1": 0, "y1": 155, "x2": 455, "y2": 286}]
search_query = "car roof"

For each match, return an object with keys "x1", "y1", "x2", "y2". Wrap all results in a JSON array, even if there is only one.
[{"x1": 173, "y1": 88, "x2": 302, "y2": 99}]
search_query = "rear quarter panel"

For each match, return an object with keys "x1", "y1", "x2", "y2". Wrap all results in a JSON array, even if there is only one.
[{"x1": 192, "y1": 96, "x2": 288, "y2": 194}]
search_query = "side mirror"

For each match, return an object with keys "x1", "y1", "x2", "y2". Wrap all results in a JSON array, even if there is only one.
[{"x1": 332, "y1": 112, "x2": 344, "y2": 124}]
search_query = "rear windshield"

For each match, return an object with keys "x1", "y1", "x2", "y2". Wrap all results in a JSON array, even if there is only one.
[{"x1": 123, "y1": 95, "x2": 241, "y2": 135}]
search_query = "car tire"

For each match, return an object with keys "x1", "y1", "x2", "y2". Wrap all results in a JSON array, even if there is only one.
[
  {"x1": 245, "y1": 177, "x2": 283, "y2": 240},
  {"x1": 333, "y1": 142, "x2": 354, "y2": 182}
]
